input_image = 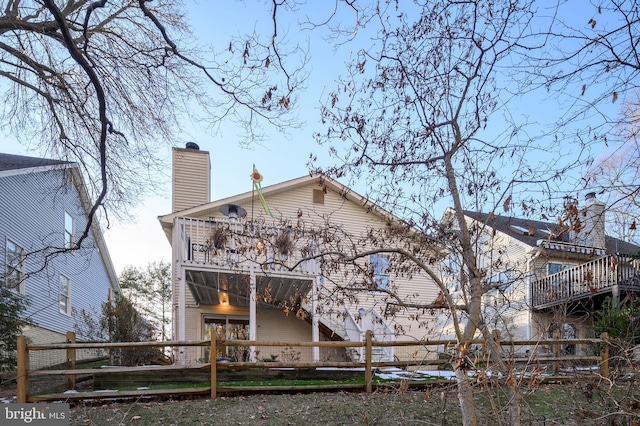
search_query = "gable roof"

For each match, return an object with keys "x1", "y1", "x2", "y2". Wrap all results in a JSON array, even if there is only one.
[
  {"x1": 159, "y1": 173, "x2": 395, "y2": 226},
  {"x1": 463, "y1": 210, "x2": 640, "y2": 256},
  {"x1": 0, "y1": 152, "x2": 119, "y2": 290},
  {"x1": 0, "y1": 152, "x2": 71, "y2": 175}
]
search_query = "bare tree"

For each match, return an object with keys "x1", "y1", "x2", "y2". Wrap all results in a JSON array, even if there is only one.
[
  {"x1": 517, "y1": 0, "x2": 640, "y2": 228},
  {"x1": 309, "y1": 1, "x2": 606, "y2": 425},
  {"x1": 583, "y1": 97, "x2": 640, "y2": 245},
  {"x1": 0, "y1": 0, "x2": 307, "y2": 251}
]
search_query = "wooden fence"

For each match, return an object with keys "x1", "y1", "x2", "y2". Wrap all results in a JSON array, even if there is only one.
[{"x1": 16, "y1": 332, "x2": 610, "y2": 403}]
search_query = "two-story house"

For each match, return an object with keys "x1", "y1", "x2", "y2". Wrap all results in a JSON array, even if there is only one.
[
  {"x1": 158, "y1": 144, "x2": 440, "y2": 364},
  {"x1": 0, "y1": 153, "x2": 120, "y2": 363},
  {"x1": 439, "y1": 194, "x2": 640, "y2": 354}
]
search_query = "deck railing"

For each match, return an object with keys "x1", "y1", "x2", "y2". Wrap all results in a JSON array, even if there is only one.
[
  {"x1": 175, "y1": 216, "x2": 318, "y2": 275},
  {"x1": 531, "y1": 254, "x2": 640, "y2": 308}
]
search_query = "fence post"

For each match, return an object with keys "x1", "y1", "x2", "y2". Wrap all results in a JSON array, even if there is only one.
[
  {"x1": 66, "y1": 331, "x2": 76, "y2": 389},
  {"x1": 600, "y1": 332, "x2": 609, "y2": 379},
  {"x1": 210, "y1": 337, "x2": 217, "y2": 398},
  {"x1": 17, "y1": 336, "x2": 27, "y2": 403},
  {"x1": 553, "y1": 329, "x2": 560, "y2": 374},
  {"x1": 365, "y1": 330, "x2": 373, "y2": 394}
]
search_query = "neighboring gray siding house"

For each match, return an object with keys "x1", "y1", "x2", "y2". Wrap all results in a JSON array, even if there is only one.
[{"x1": 0, "y1": 153, "x2": 119, "y2": 354}]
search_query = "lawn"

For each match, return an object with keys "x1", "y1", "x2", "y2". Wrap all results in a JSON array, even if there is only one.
[{"x1": 67, "y1": 381, "x2": 640, "y2": 425}]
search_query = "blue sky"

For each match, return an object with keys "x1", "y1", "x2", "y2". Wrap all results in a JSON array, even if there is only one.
[
  {"x1": 3, "y1": 1, "x2": 357, "y2": 271},
  {"x1": 2, "y1": 1, "x2": 626, "y2": 272}
]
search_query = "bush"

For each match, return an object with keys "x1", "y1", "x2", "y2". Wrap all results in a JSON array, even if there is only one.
[
  {"x1": 0, "y1": 284, "x2": 31, "y2": 370},
  {"x1": 594, "y1": 296, "x2": 640, "y2": 367}
]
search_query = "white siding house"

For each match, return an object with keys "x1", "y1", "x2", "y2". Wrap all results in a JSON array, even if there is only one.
[
  {"x1": 439, "y1": 197, "x2": 640, "y2": 355},
  {"x1": 0, "y1": 153, "x2": 120, "y2": 357},
  {"x1": 158, "y1": 144, "x2": 440, "y2": 364}
]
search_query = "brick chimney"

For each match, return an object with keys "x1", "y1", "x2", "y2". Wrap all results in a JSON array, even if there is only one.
[
  {"x1": 171, "y1": 143, "x2": 210, "y2": 212},
  {"x1": 570, "y1": 192, "x2": 606, "y2": 249}
]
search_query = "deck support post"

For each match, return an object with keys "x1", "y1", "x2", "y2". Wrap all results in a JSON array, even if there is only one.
[
  {"x1": 174, "y1": 218, "x2": 187, "y2": 364},
  {"x1": 249, "y1": 266, "x2": 257, "y2": 361},
  {"x1": 612, "y1": 284, "x2": 620, "y2": 308},
  {"x1": 311, "y1": 275, "x2": 320, "y2": 362}
]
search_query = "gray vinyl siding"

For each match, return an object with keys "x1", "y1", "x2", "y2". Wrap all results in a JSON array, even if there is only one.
[{"x1": 0, "y1": 167, "x2": 114, "y2": 337}]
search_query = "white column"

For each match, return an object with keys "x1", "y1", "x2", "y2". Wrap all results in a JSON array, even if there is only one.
[
  {"x1": 249, "y1": 266, "x2": 257, "y2": 361},
  {"x1": 312, "y1": 275, "x2": 320, "y2": 362},
  {"x1": 173, "y1": 218, "x2": 187, "y2": 364}
]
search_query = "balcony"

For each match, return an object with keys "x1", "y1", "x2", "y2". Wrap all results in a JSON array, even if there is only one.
[
  {"x1": 531, "y1": 254, "x2": 640, "y2": 310},
  {"x1": 175, "y1": 216, "x2": 319, "y2": 275},
  {"x1": 174, "y1": 217, "x2": 319, "y2": 307}
]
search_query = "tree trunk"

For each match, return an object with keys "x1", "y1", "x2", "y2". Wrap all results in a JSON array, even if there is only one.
[
  {"x1": 455, "y1": 367, "x2": 478, "y2": 426},
  {"x1": 507, "y1": 381, "x2": 522, "y2": 425},
  {"x1": 483, "y1": 328, "x2": 522, "y2": 426}
]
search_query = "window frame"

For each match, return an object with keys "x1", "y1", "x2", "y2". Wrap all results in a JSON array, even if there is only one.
[
  {"x1": 5, "y1": 239, "x2": 25, "y2": 294},
  {"x1": 369, "y1": 254, "x2": 390, "y2": 291},
  {"x1": 59, "y1": 274, "x2": 71, "y2": 315}
]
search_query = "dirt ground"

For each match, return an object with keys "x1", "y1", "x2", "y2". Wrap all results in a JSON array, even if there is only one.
[{"x1": 2, "y1": 378, "x2": 640, "y2": 425}]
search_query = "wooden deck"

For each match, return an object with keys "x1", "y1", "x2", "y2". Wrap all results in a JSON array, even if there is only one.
[{"x1": 531, "y1": 254, "x2": 640, "y2": 310}]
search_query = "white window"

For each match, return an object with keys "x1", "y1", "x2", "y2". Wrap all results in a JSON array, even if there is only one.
[
  {"x1": 5, "y1": 239, "x2": 25, "y2": 293},
  {"x1": 548, "y1": 263, "x2": 572, "y2": 275},
  {"x1": 369, "y1": 254, "x2": 390, "y2": 291},
  {"x1": 64, "y1": 212, "x2": 74, "y2": 248},
  {"x1": 59, "y1": 275, "x2": 71, "y2": 315}
]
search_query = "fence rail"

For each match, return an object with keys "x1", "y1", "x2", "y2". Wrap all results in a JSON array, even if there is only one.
[{"x1": 16, "y1": 332, "x2": 610, "y2": 403}]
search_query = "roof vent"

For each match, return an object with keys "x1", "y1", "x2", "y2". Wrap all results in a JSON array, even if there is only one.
[{"x1": 185, "y1": 142, "x2": 200, "y2": 150}]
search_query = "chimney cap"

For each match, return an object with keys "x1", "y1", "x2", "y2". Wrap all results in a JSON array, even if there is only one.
[{"x1": 185, "y1": 142, "x2": 200, "y2": 150}]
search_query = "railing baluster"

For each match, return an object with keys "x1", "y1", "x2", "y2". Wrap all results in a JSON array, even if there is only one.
[{"x1": 532, "y1": 253, "x2": 640, "y2": 308}]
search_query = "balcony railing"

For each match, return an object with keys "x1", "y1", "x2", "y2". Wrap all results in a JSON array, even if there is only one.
[
  {"x1": 175, "y1": 216, "x2": 319, "y2": 275},
  {"x1": 531, "y1": 254, "x2": 640, "y2": 308}
]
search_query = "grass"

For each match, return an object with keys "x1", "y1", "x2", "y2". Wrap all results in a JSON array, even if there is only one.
[
  {"x1": 3, "y1": 373, "x2": 639, "y2": 424},
  {"x1": 98, "y1": 374, "x2": 448, "y2": 392},
  {"x1": 218, "y1": 377, "x2": 366, "y2": 387},
  {"x1": 68, "y1": 382, "x2": 640, "y2": 425}
]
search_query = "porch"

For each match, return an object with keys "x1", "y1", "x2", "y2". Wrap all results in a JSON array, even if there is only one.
[
  {"x1": 171, "y1": 216, "x2": 395, "y2": 363},
  {"x1": 531, "y1": 254, "x2": 640, "y2": 311}
]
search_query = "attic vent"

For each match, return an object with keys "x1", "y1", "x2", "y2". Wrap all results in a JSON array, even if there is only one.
[{"x1": 313, "y1": 188, "x2": 325, "y2": 205}]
